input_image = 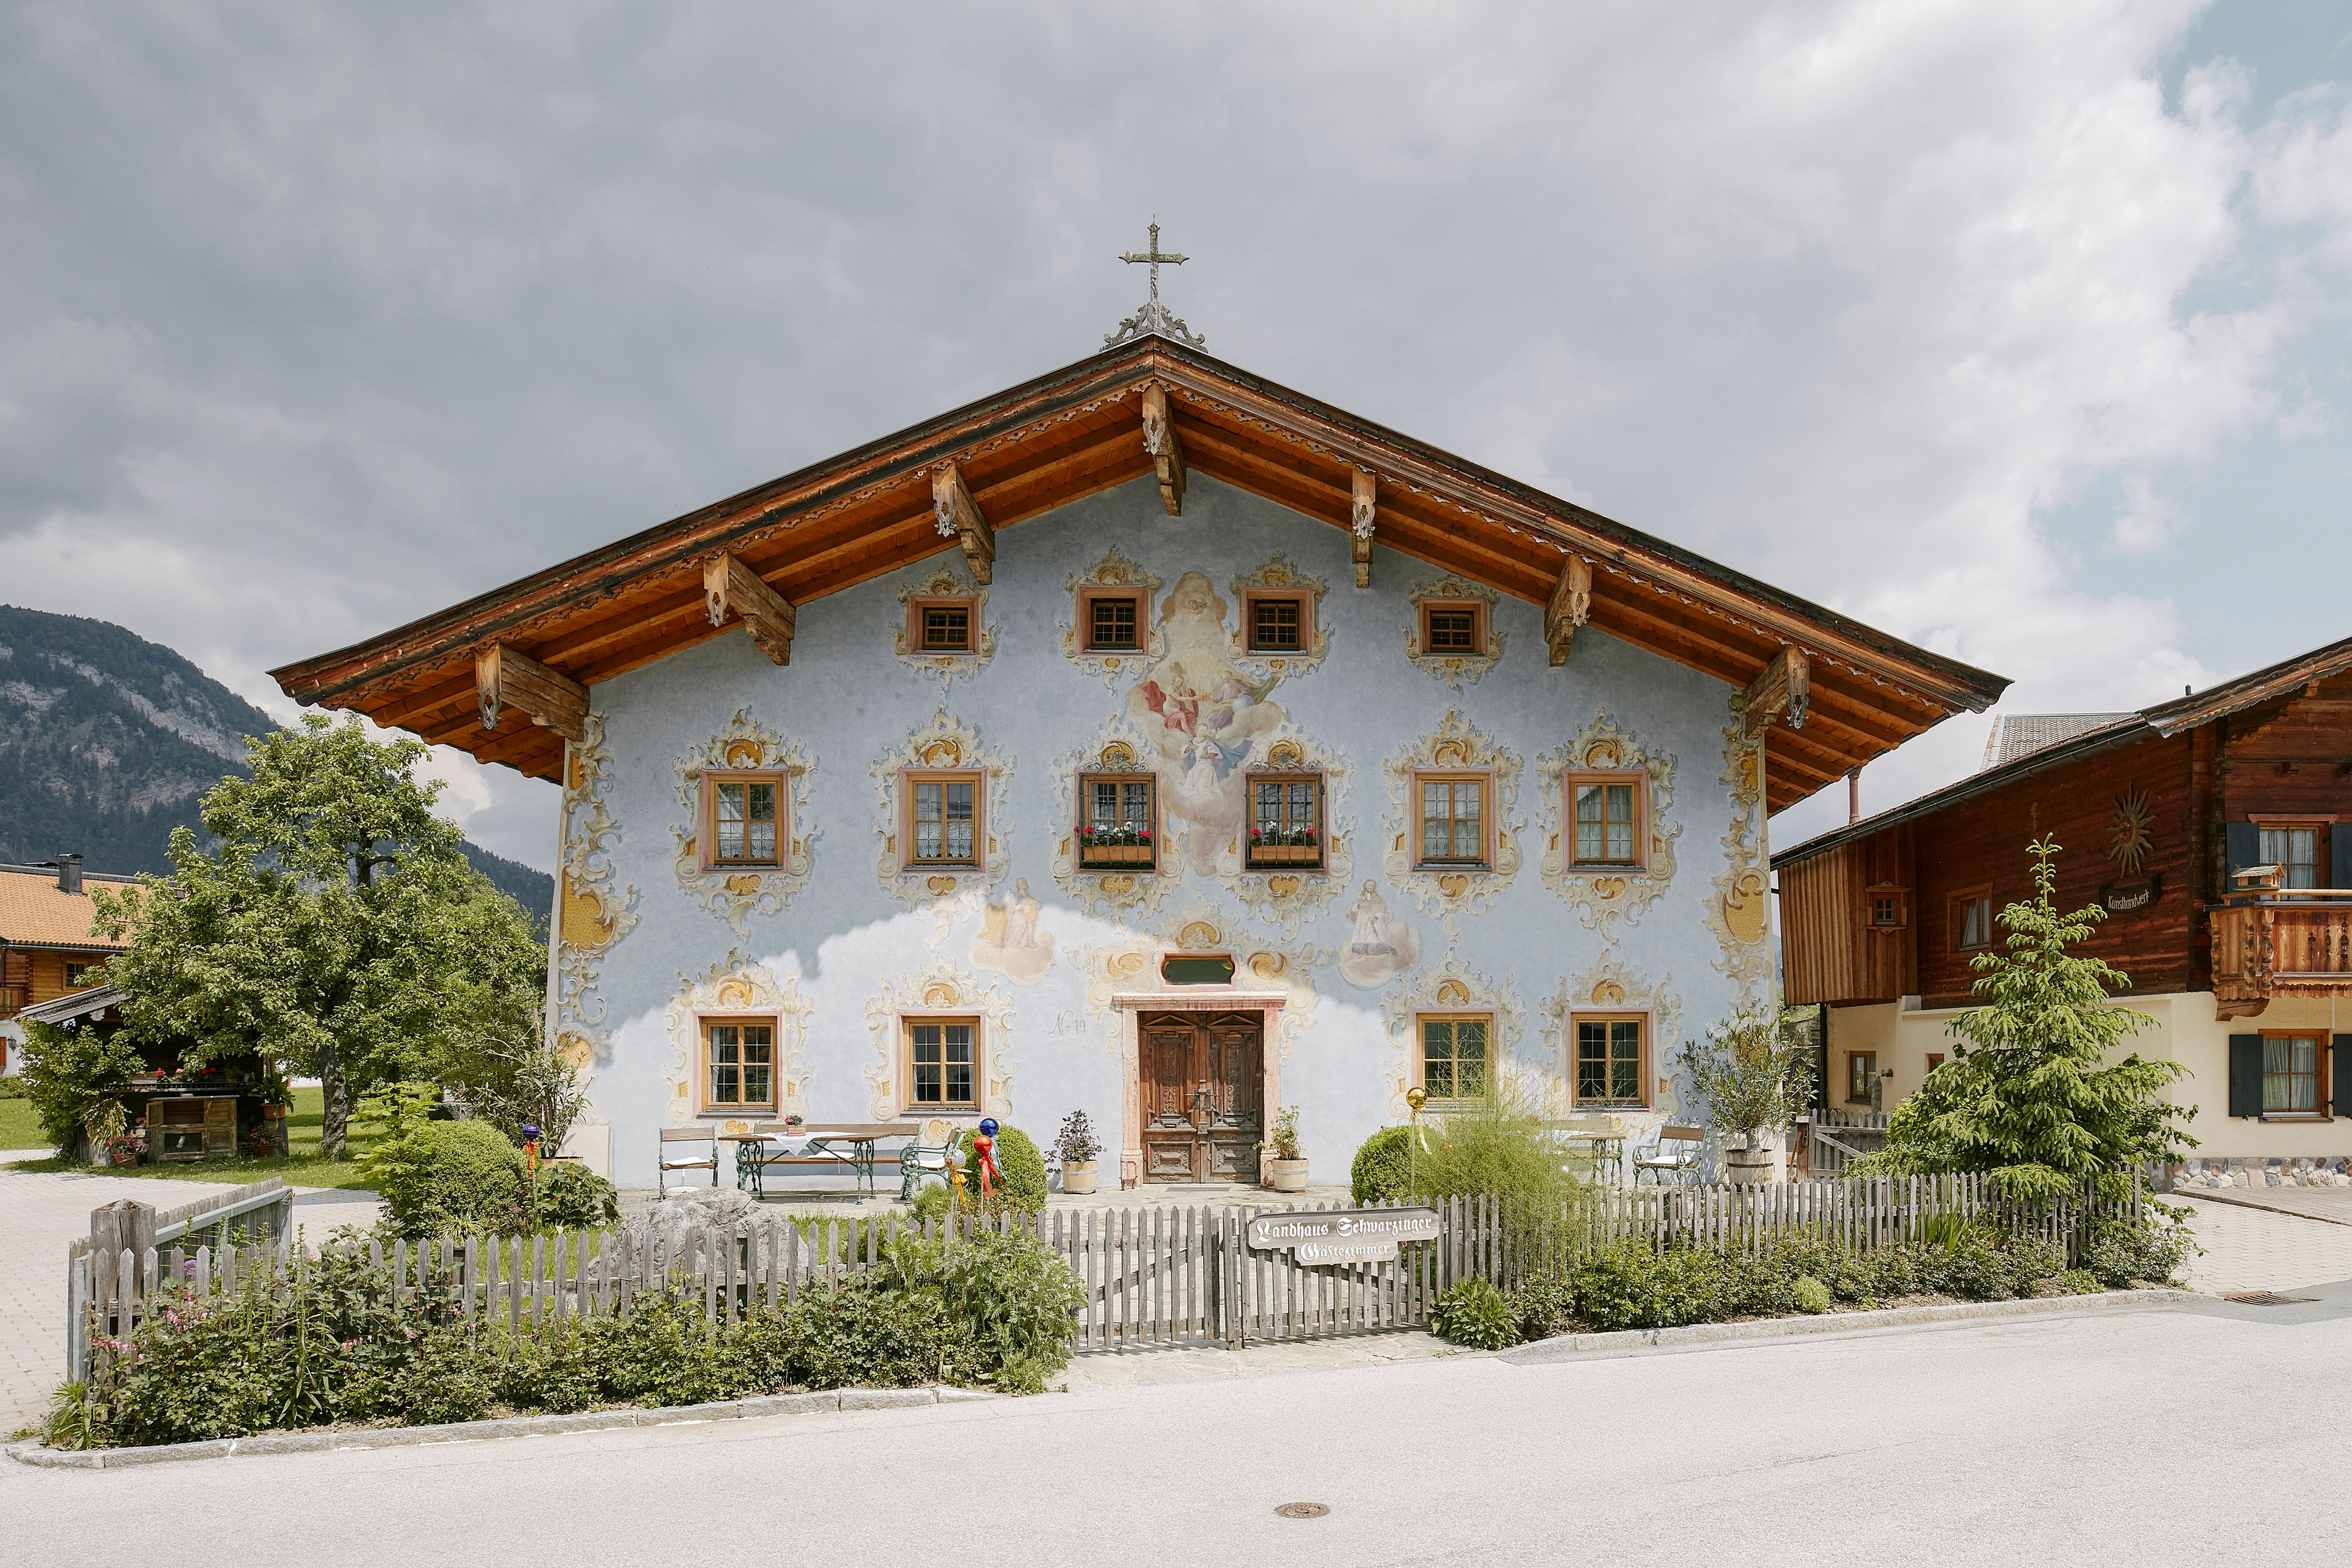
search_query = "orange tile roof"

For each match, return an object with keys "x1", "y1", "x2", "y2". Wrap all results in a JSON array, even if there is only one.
[{"x1": 0, "y1": 868, "x2": 135, "y2": 952}]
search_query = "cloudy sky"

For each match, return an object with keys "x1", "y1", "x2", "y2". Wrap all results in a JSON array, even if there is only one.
[{"x1": 4, "y1": 1, "x2": 2348, "y2": 869}]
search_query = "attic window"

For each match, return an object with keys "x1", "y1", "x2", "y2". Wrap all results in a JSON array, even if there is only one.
[{"x1": 1866, "y1": 887, "x2": 1909, "y2": 931}]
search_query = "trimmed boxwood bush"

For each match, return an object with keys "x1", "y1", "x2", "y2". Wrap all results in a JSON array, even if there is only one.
[
  {"x1": 960, "y1": 1125, "x2": 1048, "y2": 1216},
  {"x1": 531, "y1": 1161, "x2": 621, "y2": 1230},
  {"x1": 1351, "y1": 1126, "x2": 1412, "y2": 1204},
  {"x1": 375, "y1": 1120, "x2": 524, "y2": 1238}
]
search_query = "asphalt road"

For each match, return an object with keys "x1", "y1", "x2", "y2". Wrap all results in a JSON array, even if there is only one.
[{"x1": 6, "y1": 1292, "x2": 2345, "y2": 1567}]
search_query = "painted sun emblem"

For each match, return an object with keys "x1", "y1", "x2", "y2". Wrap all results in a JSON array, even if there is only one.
[{"x1": 2110, "y1": 787, "x2": 2154, "y2": 875}]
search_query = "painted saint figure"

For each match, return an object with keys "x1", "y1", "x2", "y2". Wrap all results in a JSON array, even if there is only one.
[
  {"x1": 1339, "y1": 880, "x2": 1422, "y2": 989},
  {"x1": 972, "y1": 877, "x2": 1054, "y2": 985},
  {"x1": 1124, "y1": 571, "x2": 1287, "y2": 876}
]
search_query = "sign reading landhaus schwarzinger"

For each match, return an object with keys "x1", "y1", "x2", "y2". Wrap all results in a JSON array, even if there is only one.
[{"x1": 1246, "y1": 1208, "x2": 1441, "y2": 1265}]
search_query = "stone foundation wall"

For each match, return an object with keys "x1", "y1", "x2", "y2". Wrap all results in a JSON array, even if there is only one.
[{"x1": 2163, "y1": 1156, "x2": 2352, "y2": 1190}]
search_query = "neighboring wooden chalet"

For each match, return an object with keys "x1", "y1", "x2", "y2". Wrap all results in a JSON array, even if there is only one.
[
  {"x1": 275, "y1": 325, "x2": 2002, "y2": 1188},
  {"x1": 0, "y1": 855, "x2": 132, "y2": 1075},
  {"x1": 1775, "y1": 636, "x2": 2352, "y2": 1188}
]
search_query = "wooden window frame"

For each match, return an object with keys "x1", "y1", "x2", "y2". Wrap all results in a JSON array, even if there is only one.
[
  {"x1": 699, "y1": 771, "x2": 789, "y2": 871},
  {"x1": 1866, "y1": 885, "x2": 1910, "y2": 931},
  {"x1": 697, "y1": 1014, "x2": 780, "y2": 1115},
  {"x1": 1845, "y1": 1049, "x2": 1879, "y2": 1106},
  {"x1": 2259, "y1": 1029, "x2": 2330, "y2": 1121},
  {"x1": 1569, "y1": 1011, "x2": 1651, "y2": 1109},
  {"x1": 1925, "y1": 1052, "x2": 1946, "y2": 1073},
  {"x1": 905, "y1": 594, "x2": 977, "y2": 655},
  {"x1": 899, "y1": 767, "x2": 985, "y2": 872},
  {"x1": 64, "y1": 961, "x2": 98, "y2": 988},
  {"x1": 1245, "y1": 770, "x2": 1326, "y2": 871},
  {"x1": 1076, "y1": 771, "x2": 1158, "y2": 871},
  {"x1": 1951, "y1": 887, "x2": 1994, "y2": 952},
  {"x1": 902, "y1": 1014, "x2": 982, "y2": 1114},
  {"x1": 1565, "y1": 769, "x2": 1650, "y2": 870},
  {"x1": 1419, "y1": 598, "x2": 1488, "y2": 657},
  {"x1": 1077, "y1": 585, "x2": 1150, "y2": 654},
  {"x1": 1411, "y1": 768, "x2": 1496, "y2": 871},
  {"x1": 1415, "y1": 1010, "x2": 1496, "y2": 1106},
  {"x1": 2254, "y1": 822, "x2": 2329, "y2": 891},
  {"x1": 1241, "y1": 587, "x2": 1313, "y2": 655}
]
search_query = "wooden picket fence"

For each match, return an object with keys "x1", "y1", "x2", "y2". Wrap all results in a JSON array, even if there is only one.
[{"x1": 66, "y1": 1171, "x2": 2141, "y2": 1379}]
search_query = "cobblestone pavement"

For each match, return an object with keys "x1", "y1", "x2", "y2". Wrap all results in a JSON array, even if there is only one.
[
  {"x1": 0, "y1": 1154, "x2": 379, "y2": 1435},
  {"x1": 2176, "y1": 1193, "x2": 2352, "y2": 1296}
]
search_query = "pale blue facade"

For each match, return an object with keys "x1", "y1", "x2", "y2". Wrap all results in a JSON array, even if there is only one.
[{"x1": 552, "y1": 472, "x2": 1776, "y2": 1188}]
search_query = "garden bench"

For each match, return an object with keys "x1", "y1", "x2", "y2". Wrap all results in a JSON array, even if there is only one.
[{"x1": 657, "y1": 1126, "x2": 719, "y2": 1195}]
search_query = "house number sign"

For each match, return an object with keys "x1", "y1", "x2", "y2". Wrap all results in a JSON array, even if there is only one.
[{"x1": 1246, "y1": 1207, "x2": 1441, "y2": 1265}]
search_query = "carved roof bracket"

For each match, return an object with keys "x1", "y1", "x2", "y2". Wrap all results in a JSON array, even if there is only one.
[
  {"x1": 1743, "y1": 646, "x2": 1811, "y2": 737},
  {"x1": 1141, "y1": 383, "x2": 1185, "y2": 516},
  {"x1": 703, "y1": 551, "x2": 796, "y2": 666},
  {"x1": 1351, "y1": 470, "x2": 1378, "y2": 589},
  {"x1": 476, "y1": 643, "x2": 586, "y2": 742},
  {"x1": 1545, "y1": 556, "x2": 1592, "y2": 667},
  {"x1": 932, "y1": 463, "x2": 994, "y2": 584}
]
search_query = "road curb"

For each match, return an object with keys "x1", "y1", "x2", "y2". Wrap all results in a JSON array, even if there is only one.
[
  {"x1": 6, "y1": 1384, "x2": 997, "y2": 1470},
  {"x1": 1499, "y1": 1287, "x2": 2189, "y2": 1365}
]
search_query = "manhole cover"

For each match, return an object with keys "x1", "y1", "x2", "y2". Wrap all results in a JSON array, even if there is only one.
[
  {"x1": 2223, "y1": 1290, "x2": 2314, "y2": 1306},
  {"x1": 1275, "y1": 1503, "x2": 1331, "y2": 1520}
]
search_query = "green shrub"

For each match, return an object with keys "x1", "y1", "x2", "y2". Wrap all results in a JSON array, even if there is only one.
[
  {"x1": 18, "y1": 1020, "x2": 146, "y2": 1156},
  {"x1": 1351, "y1": 1126, "x2": 1413, "y2": 1204},
  {"x1": 1431, "y1": 1278, "x2": 1519, "y2": 1349},
  {"x1": 874, "y1": 1228, "x2": 1085, "y2": 1393},
  {"x1": 2084, "y1": 1212, "x2": 2196, "y2": 1288},
  {"x1": 531, "y1": 1161, "x2": 620, "y2": 1230},
  {"x1": 960, "y1": 1125, "x2": 1048, "y2": 1216},
  {"x1": 1509, "y1": 1272, "x2": 1577, "y2": 1341},
  {"x1": 733, "y1": 1280, "x2": 954, "y2": 1391},
  {"x1": 1569, "y1": 1243, "x2": 1726, "y2": 1332},
  {"x1": 373, "y1": 1119, "x2": 524, "y2": 1238},
  {"x1": 1404, "y1": 1080, "x2": 1582, "y2": 1259},
  {"x1": 2056, "y1": 1269, "x2": 2104, "y2": 1295},
  {"x1": 1790, "y1": 1276, "x2": 1831, "y2": 1314}
]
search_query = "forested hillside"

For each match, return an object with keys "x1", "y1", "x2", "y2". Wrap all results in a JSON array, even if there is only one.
[{"x1": 0, "y1": 605, "x2": 553, "y2": 920}]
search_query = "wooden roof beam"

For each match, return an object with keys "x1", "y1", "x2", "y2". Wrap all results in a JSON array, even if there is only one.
[
  {"x1": 475, "y1": 643, "x2": 586, "y2": 744},
  {"x1": 1141, "y1": 383, "x2": 1185, "y2": 516},
  {"x1": 932, "y1": 464, "x2": 993, "y2": 584},
  {"x1": 1743, "y1": 647, "x2": 1811, "y2": 738},
  {"x1": 1546, "y1": 556, "x2": 1592, "y2": 667},
  {"x1": 703, "y1": 551, "x2": 796, "y2": 667},
  {"x1": 1352, "y1": 471, "x2": 1377, "y2": 589}
]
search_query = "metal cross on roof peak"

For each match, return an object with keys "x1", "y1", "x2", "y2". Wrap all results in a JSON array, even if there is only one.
[{"x1": 1105, "y1": 219, "x2": 1205, "y2": 349}]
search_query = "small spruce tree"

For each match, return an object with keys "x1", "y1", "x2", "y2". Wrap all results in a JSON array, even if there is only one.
[{"x1": 1860, "y1": 835, "x2": 2194, "y2": 1205}]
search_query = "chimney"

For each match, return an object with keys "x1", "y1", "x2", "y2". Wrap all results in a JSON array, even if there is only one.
[{"x1": 56, "y1": 853, "x2": 83, "y2": 895}]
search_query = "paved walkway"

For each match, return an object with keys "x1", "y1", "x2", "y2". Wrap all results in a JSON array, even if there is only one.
[
  {"x1": 2173, "y1": 1193, "x2": 2352, "y2": 1298},
  {"x1": 2173, "y1": 1185, "x2": 2352, "y2": 1227},
  {"x1": 0, "y1": 1154, "x2": 378, "y2": 1435}
]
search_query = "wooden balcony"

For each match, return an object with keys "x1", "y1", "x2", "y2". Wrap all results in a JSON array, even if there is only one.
[{"x1": 2210, "y1": 889, "x2": 2352, "y2": 1010}]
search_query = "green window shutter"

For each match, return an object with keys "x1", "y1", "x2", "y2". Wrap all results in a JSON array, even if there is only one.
[
  {"x1": 2332, "y1": 830, "x2": 2352, "y2": 891},
  {"x1": 2224, "y1": 823, "x2": 2261, "y2": 883},
  {"x1": 2336, "y1": 1035, "x2": 2352, "y2": 1117},
  {"x1": 2228, "y1": 1034, "x2": 2264, "y2": 1118}
]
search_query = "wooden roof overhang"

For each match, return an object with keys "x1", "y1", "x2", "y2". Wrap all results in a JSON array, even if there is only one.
[
  {"x1": 1772, "y1": 632, "x2": 2352, "y2": 869},
  {"x1": 270, "y1": 335, "x2": 2007, "y2": 812}
]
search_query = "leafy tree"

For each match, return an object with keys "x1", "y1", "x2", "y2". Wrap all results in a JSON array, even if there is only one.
[
  {"x1": 89, "y1": 715, "x2": 547, "y2": 1157},
  {"x1": 1859, "y1": 835, "x2": 2194, "y2": 1205}
]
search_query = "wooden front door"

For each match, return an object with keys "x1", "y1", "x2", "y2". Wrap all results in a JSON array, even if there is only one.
[{"x1": 1140, "y1": 1011, "x2": 1264, "y2": 1182}]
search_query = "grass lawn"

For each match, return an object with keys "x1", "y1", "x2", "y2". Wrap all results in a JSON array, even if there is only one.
[{"x1": 0, "y1": 1085, "x2": 381, "y2": 1190}]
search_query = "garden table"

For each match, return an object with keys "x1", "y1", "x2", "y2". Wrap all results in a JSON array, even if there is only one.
[{"x1": 735, "y1": 1123, "x2": 917, "y2": 1198}]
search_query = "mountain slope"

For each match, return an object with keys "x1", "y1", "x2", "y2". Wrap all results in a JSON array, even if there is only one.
[{"x1": 0, "y1": 604, "x2": 553, "y2": 920}]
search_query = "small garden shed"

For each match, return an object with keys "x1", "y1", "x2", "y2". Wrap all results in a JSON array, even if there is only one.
[{"x1": 18, "y1": 985, "x2": 281, "y2": 1164}]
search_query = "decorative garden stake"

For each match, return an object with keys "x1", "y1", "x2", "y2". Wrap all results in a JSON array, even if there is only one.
[{"x1": 974, "y1": 1116, "x2": 1002, "y2": 1196}]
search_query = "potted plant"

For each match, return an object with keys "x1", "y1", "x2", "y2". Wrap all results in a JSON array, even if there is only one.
[
  {"x1": 83, "y1": 1100, "x2": 142, "y2": 1167},
  {"x1": 1678, "y1": 1006, "x2": 1816, "y2": 1184},
  {"x1": 1054, "y1": 1109, "x2": 1102, "y2": 1194},
  {"x1": 1078, "y1": 821, "x2": 1155, "y2": 867},
  {"x1": 1247, "y1": 825, "x2": 1322, "y2": 868},
  {"x1": 1262, "y1": 1104, "x2": 1307, "y2": 1192}
]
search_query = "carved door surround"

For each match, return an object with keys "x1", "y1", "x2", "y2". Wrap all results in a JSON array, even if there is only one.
[{"x1": 1113, "y1": 988, "x2": 1287, "y2": 1189}]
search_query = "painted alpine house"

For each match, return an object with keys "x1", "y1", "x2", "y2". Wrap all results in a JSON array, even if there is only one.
[{"x1": 273, "y1": 325, "x2": 2002, "y2": 1188}]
